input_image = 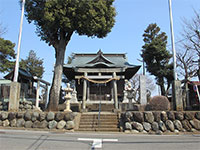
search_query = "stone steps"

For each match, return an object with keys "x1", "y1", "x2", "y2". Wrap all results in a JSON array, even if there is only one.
[
  {"x1": 79, "y1": 122, "x2": 118, "y2": 125},
  {"x1": 78, "y1": 113, "x2": 120, "y2": 132},
  {"x1": 87, "y1": 104, "x2": 115, "y2": 112},
  {"x1": 78, "y1": 128, "x2": 120, "y2": 132}
]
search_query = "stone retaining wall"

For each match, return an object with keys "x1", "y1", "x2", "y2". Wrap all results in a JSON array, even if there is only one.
[
  {"x1": 121, "y1": 111, "x2": 200, "y2": 134},
  {"x1": 0, "y1": 101, "x2": 36, "y2": 111},
  {"x1": 0, "y1": 111, "x2": 75, "y2": 130}
]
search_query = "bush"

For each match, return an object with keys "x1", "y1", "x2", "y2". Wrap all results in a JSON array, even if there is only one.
[{"x1": 145, "y1": 96, "x2": 170, "y2": 111}]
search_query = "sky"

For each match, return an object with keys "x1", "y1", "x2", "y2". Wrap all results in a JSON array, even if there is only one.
[{"x1": 0, "y1": 0, "x2": 200, "y2": 87}]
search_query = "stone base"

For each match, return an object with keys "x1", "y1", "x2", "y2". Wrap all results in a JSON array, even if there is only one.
[
  {"x1": 121, "y1": 103, "x2": 141, "y2": 111},
  {"x1": 173, "y1": 80, "x2": 183, "y2": 111},
  {"x1": 80, "y1": 108, "x2": 88, "y2": 112},
  {"x1": 64, "y1": 109, "x2": 72, "y2": 112},
  {"x1": 8, "y1": 82, "x2": 21, "y2": 111}
]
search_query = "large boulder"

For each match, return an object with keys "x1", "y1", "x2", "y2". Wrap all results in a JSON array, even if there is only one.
[
  {"x1": 151, "y1": 122, "x2": 159, "y2": 131},
  {"x1": 48, "y1": 120, "x2": 57, "y2": 129},
  {"x1": 182, "y1": 120, "x2": 192, "y2": 131},
  {"x1": 39, "y1": 112, "x2": 46, "y2": 121},
  {"x1": 161, "y1": 111, "x2": 168, "y2": 122},
  {"x1": 167, "y1": 112, "x2": 175, "y2": 121},
  {"x1": 47, "y1": 112, "x2": 55, "y2": 121},
  {"x1": 32, "y1": 112, "x2": 39, "y2": 122},
  {"x1": 39, "y1": 120, "x2": 48, "y2": 128},
  {"x1": 124, "y1": 112, "x2": 133, "y2": 122},
  {"x1": 132, "y1": 122, "x2": 143, "y2": 132},
  {"x1": 144, "y1": 112, "x2": 154, "y2": 123},
  {"x1": 153, "y1": 112, "x2": 161, "y2": 122},
  {"x1": 125, "y1": 122, "x2": 132, "y2": 130},
  {"x1": 66, "y1": 121, "x2": 75, "y2": 130},
  {"x1": 24, "y1": 111, "x2": 32, "y2": 121},
  {"x1": 16, "y1": 119, "x2": 25, "y2": 127},
  {"x1": 165, "y1": 120, "x2": 175, "y2": 132},
  {"x1": 190, "y1": 119, "x2": 200, "y2": 130},
  {"x1": 8, "y1": 112, "x2": 16, "y2": 121},
  {"x1": 32, "y1": 120, "x2": 41, "y2": 128},
  {"x1": 64, "y1": 113, "x2": 75, "y2": 121},
  {"x1": 57, "y1": 120, "x2": 66, "y2": 129},
  {"x1": 159, "y1": 121, "x2": 167, "y2": 132},
  {"x1": 55, "y1": 113, "x2": 65, "y2": 122},
  {"x1": 1, "y1": 112, "x2": 8, "y2": 120},
  {"x1": 132, "y1": 112, "x2": 144, "y2": 123},
  {"x1": 16, "y1": 112, "x2": 24, "y2": 119},
  {"x1": 25, "y1": 121, "x2": 33, "y2": 128},
  {"x1": 195, "y1": 112, "x2": 200, "y2": 120},
  {"x1": 175, "y1": 112, "x2": 184, "y2": 121},
  {"x1": 173, "y1": 120, "x2": 183, "y2": 131},
  {"x1": 2, "y1": 119, "x2": 9, "y2": 127},
  {"x1": 184, "y1": 112, "x2": 195, "y2": 120},
  {"x1": 10, "y1": 119, "x2": 17, "y2": 127},
  {"x1": 142, "y1": 122, "x2": 151, "y2": 132}
]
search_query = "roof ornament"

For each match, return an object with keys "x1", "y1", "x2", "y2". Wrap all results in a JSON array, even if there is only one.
[{"x1": 97, "y1": 49, "x2": 103, "y2": 55}]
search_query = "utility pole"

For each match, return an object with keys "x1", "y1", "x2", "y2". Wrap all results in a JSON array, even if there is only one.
[
  {"x1": 9, "y1": 0, "x2": 25, "y2": 111},
  {"x1": 168, "y1": 0, "x2": 183, "y2": 111},
  {"x1": 13, "y1": 0, "x2": 25, "y2": 82},
  {"x1": 168, "y1": 0, "x2": 177, "y2": 80}
]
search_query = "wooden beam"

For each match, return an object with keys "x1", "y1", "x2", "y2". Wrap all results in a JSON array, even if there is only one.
[
  {"x1": 75, "y1": 68, "x2": 125, "y2": 73},
  {"x1": 75, "y1": 75, "x2": 124, "y2": 79}
]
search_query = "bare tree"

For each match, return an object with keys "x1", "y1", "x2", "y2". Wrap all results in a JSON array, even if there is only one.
[
  {"x1": 180, "y1": 10, "x2": 200, "y2": 80},
  {"x1": 176, "y1": 44, "x2": 198, "y2": 80},
  {"x1": 0, "y1": 13, "x2": 7, "y2": 37}
]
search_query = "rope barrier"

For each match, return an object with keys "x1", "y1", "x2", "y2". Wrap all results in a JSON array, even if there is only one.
[{"x1": 78, "y1": 76, "x2": 120, "y2": 84}]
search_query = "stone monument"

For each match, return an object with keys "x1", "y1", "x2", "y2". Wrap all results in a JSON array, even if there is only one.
[{"x1": 123, "y1": 80, "x2": 137, "y2": 110}]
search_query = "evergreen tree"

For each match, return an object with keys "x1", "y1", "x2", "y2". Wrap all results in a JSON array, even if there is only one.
[
  {"x1": 23, "y1": 0, "x2": 116, "y2": 110},
  {"x1": 141, "y1": 23, "x2": 173, "y2": 96},
  {"x1": 0, "y1": 38, "x2": 15, "y2": 73},
  {"x1": 20, "y1": 50, "x2": 44, "y2": 78}
]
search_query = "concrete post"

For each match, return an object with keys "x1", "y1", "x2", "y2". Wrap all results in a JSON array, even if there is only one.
[
  {"x1": 82, "y1": 72, "x2": 87, "y2": 110},
  {"x1": 173, "y1": 80, "x2": 183, "y2": 111},
  {"x1": 185, "y1": 82, "x2": 191, "y2": 110},
  {"x1": 8, "y1": 82, "x2": 21, "y2": 111},
  {"x1": 139, "y1": 75, "x2": 147, "y2": 105},
  {"x1": 45, "y1": 84, "x2": 48, "y2": 108},
  {"x1": 35, "y1": 80, "x2": 41, "y2": 110},
  {"x1": 111, "y1": 82, "x2": 114, "y2": 102},
  {"x1": 86, "y1": 81, "x2": 90, "y2": 101},
  {"x1": 113, "y1": 72, "x2": 118, "y2": 109}
]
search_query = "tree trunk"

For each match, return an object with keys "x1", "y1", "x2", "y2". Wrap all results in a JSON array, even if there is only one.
[
  {"x1": 47, "y1": 39, "x2": 67, "y2": 111},
  {"x1": 158, "y1": 78, "x2": 166, "y2": 96}
]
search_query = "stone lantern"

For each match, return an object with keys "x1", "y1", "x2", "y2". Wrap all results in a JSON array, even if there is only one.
[{"x1": 64, "y1": 83, "x2": 73, "y2": 112}]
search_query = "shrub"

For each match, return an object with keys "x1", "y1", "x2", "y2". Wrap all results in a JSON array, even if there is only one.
[{"x1": 145, "y1": 96, "x2": 170, "y2": 111}]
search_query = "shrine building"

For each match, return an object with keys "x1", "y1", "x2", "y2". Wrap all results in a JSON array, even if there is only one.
[{"x1": 63, "y1": 50, "x2": 140, "y2": 112}]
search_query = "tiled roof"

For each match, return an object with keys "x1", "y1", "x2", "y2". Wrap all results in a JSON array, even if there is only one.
[{"x1": 64, "y1": 50, "x2": 137, "y2": 68}]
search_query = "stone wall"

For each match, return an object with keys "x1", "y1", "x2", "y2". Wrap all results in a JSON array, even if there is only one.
[
  {"x1": 0, "y1": 101, "x2": 39, "y2": 111},
  {"x1": 0, "y1": 111, "x2": 75, "y2": 130},
  {"x1": 121, "y1": 111, "x2": 200, "y2": 134}
]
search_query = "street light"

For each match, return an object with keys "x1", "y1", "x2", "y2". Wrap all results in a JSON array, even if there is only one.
[{"x1": 13, "y1": 0, "x2": 25, "y2": 82}]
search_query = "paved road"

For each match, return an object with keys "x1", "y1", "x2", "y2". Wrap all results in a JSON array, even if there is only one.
[{"x1": 0, "y1": 129, "x2": 199, "y2": 150}]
